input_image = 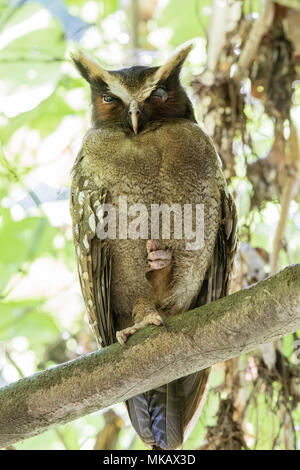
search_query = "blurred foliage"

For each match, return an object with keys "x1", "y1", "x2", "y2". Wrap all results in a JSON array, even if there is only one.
[{"x1": 0, "y1": 0, "x2": 299, "y2": 450}]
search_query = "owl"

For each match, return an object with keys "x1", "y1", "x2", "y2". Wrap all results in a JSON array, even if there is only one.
[{"x1": 70, "y1": 44, "x2": 237, "y2": 450}]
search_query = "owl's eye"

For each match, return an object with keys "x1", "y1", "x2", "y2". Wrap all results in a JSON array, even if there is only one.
[
  {"x1": 102, "y1": 95, "x2": 114, "y2": 104},
  {"x1": 151, "y1": 87, "x2": 168, "y2": 101}
]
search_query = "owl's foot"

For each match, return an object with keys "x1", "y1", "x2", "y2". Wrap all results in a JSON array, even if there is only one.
[
  {"x1": 146, "y1": 240, "x2": 172, "y2": 272},
  {"x1": 116, "y1": 312, "x2": 163, "y2": 346},
  {"x1": 145, "y1": 240, "x2": 172, "y2": 302}
]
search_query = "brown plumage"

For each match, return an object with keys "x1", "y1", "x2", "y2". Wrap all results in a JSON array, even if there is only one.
[{"x1": 70, "y1": 44, "x2": 237, "y2": 450}]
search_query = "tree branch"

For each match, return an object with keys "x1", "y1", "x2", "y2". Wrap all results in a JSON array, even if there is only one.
[
  {"x1": 271, "y1": 123, "x2": 300, "y2": 273},
  {"x1": 1, "y1": 265, "x2": 300, "y2": 448},
  {"x1": 207, "y1": 0, "x2": 228, "y2": 73},
  {"x1": 275, "y1": 0, "x2": 300, "y2": 10},
  {"x1": 234, "y1": 0, "x2": 274, "y2": 83}
]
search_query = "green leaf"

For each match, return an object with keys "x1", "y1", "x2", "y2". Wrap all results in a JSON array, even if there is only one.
[
  {"x1": 0, "y1": 2, "x2": 65, "y2": 117},
  {"x1": 14, "y1": 428, "x2": 64, "y2": 450},
  {"x1": 247, "y1": 393, "x2": 280, "y2": 449},
  {"x1": 0, "y1": 83, "x2": 75, "y2": 141},
  {"x1": 0, "y1": 211, "x2": 58, "y2": 264},
  {"x1": 64, "y1": 0, "x2": 89, "y2": 7},
  {"x1": 0, "y1": 299, "x2": 60, "y2": 346},
  {"x1": 156, "y1": 0, "x2": 211, "y2": 45},
  {"x1": 103, "y1": 0, "x2": 119, "y2": 17},
  {"x1": 282, "y1": 334, "x2": 295, "y2": 360},
  {"x1": 0, "y1": 208, "x2": 62, "y2": 293}
]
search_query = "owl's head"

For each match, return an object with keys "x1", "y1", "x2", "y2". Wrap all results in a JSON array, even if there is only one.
[{"x1": 71, "y1": 43, "x2": 195, "y2": 134}]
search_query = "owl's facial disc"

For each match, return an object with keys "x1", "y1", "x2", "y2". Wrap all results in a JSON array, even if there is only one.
[{"x1": 72, "y1": 42, "x2": 195, "y2": 132}]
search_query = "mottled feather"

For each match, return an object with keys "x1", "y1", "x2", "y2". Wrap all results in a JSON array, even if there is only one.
[{"x1": 71, "y1": 150, "x2": 114, "y2": 347}]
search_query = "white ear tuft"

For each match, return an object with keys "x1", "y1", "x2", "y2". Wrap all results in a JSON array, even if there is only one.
[
  {"x1": 70, "y1": 50, "x2": 112, "y2": 84},
  {"x1": 154, "y1": 41, "x2": 194, "y2": 82}
]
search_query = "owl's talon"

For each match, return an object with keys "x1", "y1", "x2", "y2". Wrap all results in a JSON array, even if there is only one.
[
  {"x1": 116, "y1": 312, "x2": 163, "y2": 345},
  {"x1": 146, "y1": 312, "x2": 163, "y2": 326},
  {"x1": 116, "y1": 331, "x2": 127, "y2": 346}
]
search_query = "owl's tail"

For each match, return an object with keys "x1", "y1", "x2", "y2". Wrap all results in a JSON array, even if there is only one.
[{"x1": 125, "y1": 368, "x2": 210, "y2": 450}]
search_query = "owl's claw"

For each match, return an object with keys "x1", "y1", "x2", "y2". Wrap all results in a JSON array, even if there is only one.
[{"x1": 116, "y1": 312, "x2": 164, "y2": 345}]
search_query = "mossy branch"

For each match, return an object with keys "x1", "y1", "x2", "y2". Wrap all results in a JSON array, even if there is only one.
[{"x1": 1, "y1": 264, "x2": 300, "y2": 448}]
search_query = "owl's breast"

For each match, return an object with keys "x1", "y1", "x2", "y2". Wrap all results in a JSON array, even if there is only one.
[
  {"x1": 79, "y1": 121, "x2": 222, "y2": 321},
  {"x1": 82, "y1": 121, "x2": 219, "y2": 204}
]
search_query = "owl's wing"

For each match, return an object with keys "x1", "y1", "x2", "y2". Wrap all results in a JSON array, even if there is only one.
[
  {"x1": 70, "y1": 151, "x2": 114, "y2": 348},
  {"x1": 197, "y1": 188, "x2": 238, "y2": 305}
]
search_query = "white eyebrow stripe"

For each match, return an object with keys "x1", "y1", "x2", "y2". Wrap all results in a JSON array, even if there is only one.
[
  {"x1": 108, "y1": 77, "x2": 158, "y2": 105},
  {"x1": 107, "y1": 80, "x2": 132, "y2": 105},
  {"x1": 138, "y1": 81, "x2": 159, "y2": 100}
]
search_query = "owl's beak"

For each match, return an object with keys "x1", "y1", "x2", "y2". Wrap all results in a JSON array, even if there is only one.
[{"x1": 129, "y1": 101, "x2": 140, "y2": 134}]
